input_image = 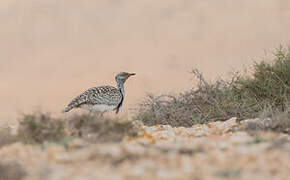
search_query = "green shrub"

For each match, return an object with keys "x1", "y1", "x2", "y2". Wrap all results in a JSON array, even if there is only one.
[
  {"x1": 234, "y1": 45, "x2": 290, "y2": 111},
  {"x1": 136, "y1": 45, "x2": 290, "y2": 127}
]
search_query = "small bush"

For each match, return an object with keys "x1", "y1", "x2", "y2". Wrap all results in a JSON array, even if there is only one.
[
  {"x1": 67, "y1": 113, "x2": 138, "y2": 143},
  {"x1": 0, "y1": 112, "x2": 138, "y2": 147},
  {"x1": 234, "y1": 45, "x2": 290, "y2": 112},
  {"x1": 136, "y1": 45, "x2": 290, "y2": 127},
  {"x1": 135, "y1": 70, "x2": 262, "y2": 127},
  {"x1": 17, "y1": 113, "x2": 67, "y2": 144}
]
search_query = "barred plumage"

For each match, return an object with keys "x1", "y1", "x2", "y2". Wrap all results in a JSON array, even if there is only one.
[{"x1": 63, "y1": 72, "x2": 135, "y2": 114}]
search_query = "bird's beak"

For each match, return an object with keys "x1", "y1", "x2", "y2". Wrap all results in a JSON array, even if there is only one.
[{"x1": 129, "y1": 73, "x2": 136, "y2": 76}]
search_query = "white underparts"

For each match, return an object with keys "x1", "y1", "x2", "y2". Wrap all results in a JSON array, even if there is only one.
[{"x1": 80, "y1": 104, "x2": 116, "y2": 112}]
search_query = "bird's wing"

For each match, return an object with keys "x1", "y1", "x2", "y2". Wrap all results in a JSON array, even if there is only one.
[{"x1": 85, "y1": 86, "x2": 122, "y2": 105}]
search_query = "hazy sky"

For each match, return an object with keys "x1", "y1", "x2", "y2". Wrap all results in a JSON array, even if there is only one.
[{"x1": 0, "y1": 0, "x2": 290, "y2": 123}]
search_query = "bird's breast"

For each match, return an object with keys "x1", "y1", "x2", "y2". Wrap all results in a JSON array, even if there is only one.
[{"x1": 80, "y1": 104, "x2": 116, "y2": 112}]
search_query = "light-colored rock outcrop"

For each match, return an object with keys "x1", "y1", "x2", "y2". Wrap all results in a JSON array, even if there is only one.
[{"x1": 0, "y1": 117, "x2": 289, "y2": 180}]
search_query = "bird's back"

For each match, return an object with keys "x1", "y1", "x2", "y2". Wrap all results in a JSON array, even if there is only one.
[{"x1": 63, "y1": 86, "x2": 122, "y2": 112}]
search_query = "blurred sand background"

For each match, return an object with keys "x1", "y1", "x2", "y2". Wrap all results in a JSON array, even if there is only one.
[{"x1": 0, "y1": 0, "x2": 290, "y2": 122}]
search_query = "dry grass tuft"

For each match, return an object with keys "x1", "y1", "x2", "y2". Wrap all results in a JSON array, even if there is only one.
[
  {"x1": 67, "y1": 113, "x2": 138, "y2": 143},
  {"x1": 17, "y1": 112, "x2": 67, "y2": 144},
  {"x1": 0, "y1": 112, "x2": 138, "y2": 148}
]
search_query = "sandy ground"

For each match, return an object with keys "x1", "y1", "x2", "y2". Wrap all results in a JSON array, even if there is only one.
[{"x1": 0, "y1": 118, "x2": 289, "y2": 180}]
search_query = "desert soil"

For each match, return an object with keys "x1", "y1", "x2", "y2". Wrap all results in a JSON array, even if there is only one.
[{"x1": 0, "y1": 118, "x2": 289, "y2": 180}]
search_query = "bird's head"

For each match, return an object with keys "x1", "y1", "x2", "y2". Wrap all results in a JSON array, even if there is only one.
[{"x1": 115, "y1": 72, "x2": 136, "y2": 83}]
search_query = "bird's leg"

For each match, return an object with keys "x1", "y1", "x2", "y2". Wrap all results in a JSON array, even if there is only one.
[
  {"x1": 100, "y1": 111, "x2": 107, "y2": 117},
  {"x1": 88, "y1": 109, "x2": 94, "y2": 117}
]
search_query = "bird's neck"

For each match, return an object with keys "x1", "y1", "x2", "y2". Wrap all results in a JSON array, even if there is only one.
[{"x1": 116, "y1": 80, "x2": 125, "y2": 97}]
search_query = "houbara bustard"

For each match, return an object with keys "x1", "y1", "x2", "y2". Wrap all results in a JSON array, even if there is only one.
[{"x1": 63, "y1": 72, "x2": 135, "y2": 114}]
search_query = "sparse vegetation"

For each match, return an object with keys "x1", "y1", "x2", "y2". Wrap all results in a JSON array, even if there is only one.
[
  {"x1": 136, "y1": 45, "x2": 290, "y2": 128},
  {"x1": 242, "y1": 106, "x2": 290, "y2": 134},
  {"x1": 0, "y1": 112, "x2": 138, "y2": 147},
  {"x1": 17, "y1": 113, "x2": 67, "y2": 144},
  {"x1": 67, "y1": 113, "x2": 138, "y2": 143}
]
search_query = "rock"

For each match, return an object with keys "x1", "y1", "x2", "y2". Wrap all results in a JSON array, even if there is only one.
[{"x1": 0, "y1": 118, "x2": 289, "y2": 180}]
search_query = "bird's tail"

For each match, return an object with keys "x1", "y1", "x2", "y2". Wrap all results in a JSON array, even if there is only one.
[
  {"x1": 62, "y1": 95, "x2": 84, "y2": 113},
  {"x1": 62, "y1": 105, "x2": 73, "y2": 113}
]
